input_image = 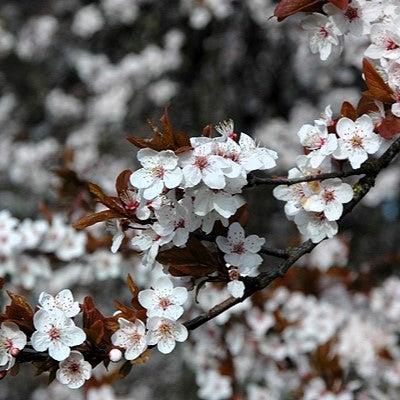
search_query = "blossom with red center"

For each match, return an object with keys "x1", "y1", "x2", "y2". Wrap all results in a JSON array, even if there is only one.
[
  {"x1": 130, "y1": 148, "x2": 183, "y2": 200},
  {"x1": 216, "y1": 222, "x2": 265, "y2": 275},
  {"x1": 31, "y1": 309, "x2": 86, "y2": 361},
  {"x1": 56, "y1": 351, "x2": 91, "y2": 389},
  {"x1": 111, "y1": 318, "x2": 147, "y2": 361},
  {"x1": 0, "y1": 322, "x2": 27, "y2": 370},
  {"x1": 138, "y1": 276, "x2": 188, "y2": 320},
  {"x1": 304, "y1": 178, "x2": 353, "y2": 221}
]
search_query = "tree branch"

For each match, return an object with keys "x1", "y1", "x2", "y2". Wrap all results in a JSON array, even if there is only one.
[{"x1": 185, "y1": 137, "x2": 400, "y2": 331}]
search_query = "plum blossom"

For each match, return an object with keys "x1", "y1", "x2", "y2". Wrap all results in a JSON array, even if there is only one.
[
  {"x1": 294, "y1": 210, "x2": 338, "y2": 243},
  {"x1": 297, "y1": 123, "x2": 337, "y2": 168},
  {"x1": 227, "y1": 268, "x2": 245, "y2": 299},
  {"x1": 130, "y1": 149, "x2": 183, "y2": 200},
  {"x1": 146, "y1": 317, "x2": 188, "y2": 354},
  {"x1": 365, "y1": 23, "x2": 400, "y2": 60},
  {"x1": 111, "y1": 318, "x2": 147, "y2": 361},
  {"x1": 216, "y1": 222, "x2": 265, "y2": 275},
  {"x1": 31, "y1": 309, "x2": 86, "y2": 361},
  {"x1": 38, "y1": 289, "x2": 81, "y2": 318},
  {"x1": 303, "y1": 178, "x2": 353, "y2": 221},
  {"x1": 0, "y1": 322, "x2": 27, "y2": 369},
  {"x1": 56, "y1": 351, "x2": 92, "y2": 389},
  {"x1": 301, "y1": 13, "x2": 342, "y2": 60},
  {"x1": 138, "y1": 276, "x2": 188, "y2": 320},
  {"x1": 179, "y1": 142, "x2": 229, "y2": 189},
  {"x1": 334, "y1": 115, "x2": 382, "y2": 169},
  {"x1": 323, "y1": 1, "x2": 369, "y2": 37}
]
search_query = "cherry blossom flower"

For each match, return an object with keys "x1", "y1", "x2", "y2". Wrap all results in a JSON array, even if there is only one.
[
  {"x1": 323, "y1": 1, "x2": 368, "y2": 37},
  {"x1": 31, "y1": 309, "x2": 86, "y2": 361},
  {"x1": 146, "y1": 317, "x2": 188, "y2": 354},
  {"x1": 138, "y1": 276, "x2": 188, "y2": 320},
  {"x1": 333, "y1": 115, "x2": 382, "y2": 169},
  {"x1": 111, "y1": 318, "x2": 147, "y2": 361},
  {"x1": 130, "y1": 149, "x2": 183, "y2": 200},
  {"x1": 294, "y1": 210, "x2": 338, "y2": 243},
  {"x1": 303, "y1": 178, "x2": 353, "y2": 221},
  {"x1": 55, "y1": 227, "x2": 87, "y2": 261},
  {"x1": 0, "y1": 322, "x2": 27, "y2": 369},
  {"x1": 197, "y1": 369, "x2": 232, "y2": 400},
  {"x1": 56, "y1": 351, "x2": 92, "y2": 389},
  {"x1": 38, "y1": 289, "x2": 81, "y2": 318},
  {"x1": 0, "y1": 210, "x2": 21, "y2": 256},
  {"x1": 227, "y1": 268, "x2": 245, "y2": 299},
  {"x1": 301, "y1": 13, "x2": 342, "y2": 60},
  {"x1": 87, "y1": 250, "x2": 122, "y2": 280},
  {"x1": 216, "y1": 222, "x2": 265, "y2": 274},
  {"x1": 153, "y1": 198, "x2": 201, "y2": 247},
  {"x1": 297, "y1": 123, "x2": 337, "y2": 168},
  {"x1": 179, "y1": 142, "x2": 229, "y2": 189},
  {"x1": 365, "y1": 23, "x2": 400, "y2": 60},
  {"x1": 200, "y1": 210, "x2": 229, "y2": 235}
]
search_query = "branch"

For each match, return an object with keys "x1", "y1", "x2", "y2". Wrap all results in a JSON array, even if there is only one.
[
  {"x1": 246, "y1": 163, "x2": 377, "y2": 188},
  {"x1": 185, "y1": 137, "x2": 400, "y2": 331}
]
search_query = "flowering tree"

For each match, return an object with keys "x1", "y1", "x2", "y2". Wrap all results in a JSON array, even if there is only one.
[{"x1": 1, "y1": 0, "x2": 400, "y2": 399}]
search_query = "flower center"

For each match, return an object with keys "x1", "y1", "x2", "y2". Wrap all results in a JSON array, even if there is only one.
[
  {"x1": 159, "y1": 323, "x2": 172, "y2": 337},
  {"x1": 68, "y1": 362, "x2": 81, "y2": 374},
  {"x1": 228, "y1": 131, "x2": 238, "y2": 141},
  {"x1": 153, "y1": 165, "x2": 165, "y2": 178},
  {"x1": 229, "y1": 268, "x2": 240, "y2": 280},
  {"x1": 323, "y1": 190, "x2": 335, "y2": 203},
  {"x1": 345, "y1": 6, "x2": 359, "y2": 21},
  {"x1": 350, "y1": 134, "x2": 363, "y2": 148},
  {"x1": 315, "y1": 137, "x2": 326, "y2": 149},
  {"x1": 49, "y1": 327, "x2": 61, "y2": 341},
  {"x1": 159, "y1": 297, "x2": 172, "y2": 310},
  {"x1": 386, "y1": 38, "x2": 399, "y2": 51},
  {"x1": 194, "y1": 155, "x2": 209, "y2": 170},
  {"x1": 130, "y1": 333, "x2": 142, "y2": 343},
  {"x1": 175, "y1": 219, "x2": 185, "y2": 228},
  {"x1": 232, "y1": 242, "x2": 245, "y2": 254},
  {"x1": 319, "y1": 27, "x2": 329, "y2": 38},
  {"x1": 125, "y1": 200, "x2": 140, "y2": 211}
]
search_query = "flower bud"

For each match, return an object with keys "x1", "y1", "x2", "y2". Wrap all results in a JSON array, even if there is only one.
[{"x1": 109, "y1": 348, "x2": 122, "y2": 362}]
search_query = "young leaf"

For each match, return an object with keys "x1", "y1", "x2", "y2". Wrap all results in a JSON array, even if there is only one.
[
  {"x1": 377, "y1": 114, "x2": 400, "y2": 140},
  {"x1": 274, "y1": 0, "x2": 323, "y2": 21},
  {"x1": 363, "y1": 59, "x2": 394, "y2": 104},
  {"x1": 115, "y1": 170, "x2": 133, "y2": 198},
  {"x1": 73, "y1": 209, "x2": 124, "y2": 230},
  {"x1": 156, "y1": 237, "x2": 221, "y2": 278},
  {"x1": 340, "y1": 101, "x2": 358, "y2": 120}
]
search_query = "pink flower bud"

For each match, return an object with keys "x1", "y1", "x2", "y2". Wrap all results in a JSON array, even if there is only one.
[
  {"x1": 10, "y1": 347, "x2": 20, "y2": 357},
  {"x1": 109, "y1": 348, "x2": 122, "y2": 362}
]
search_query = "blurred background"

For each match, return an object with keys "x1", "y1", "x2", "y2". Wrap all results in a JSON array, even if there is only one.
[{"x1": 0, "y1": 0, "x2": 399, "y2": 399}]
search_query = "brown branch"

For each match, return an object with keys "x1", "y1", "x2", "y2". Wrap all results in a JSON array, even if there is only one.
[
  {"x1": 245, "y1": 163, "x2": 378, "y2": 188},
  {"x1": 185, "y1": 137, "x2": 400, "y2": 331}
]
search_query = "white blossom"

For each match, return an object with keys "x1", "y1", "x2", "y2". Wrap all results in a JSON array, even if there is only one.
[
  {"x1": 334, "y1": 115, "x2": 382, "y2": 169},
  {"x1": 294, "y1": 210, "x2": 338, "y2": 243},
  {"x1": 31, "y1": 309, "x2": 86, "y2": 361},
  {"x1": 138, "y1": 276, "x2": 188, "y2": 320},
  {"x1": 0, "y1": 322, "x2": 27, "y2": 369},
  {"x1": 216, "y1": 222, "x2": 265, "y2": 275},
  {"x1": 146, "y1": 317, "x2": 188, "y2": 354},
  {"x1": 56, "y1": 351, "x2": 92, "y2": 389},
  {"x1": 38, "y1": 289, "x2": 81, "y2": 318},
  {"x1": 111, "y1": 318, "x2": 147, "y2": 361},
  {"x1": 130, "y1": 149, "x2": 183, "y2": 200}
]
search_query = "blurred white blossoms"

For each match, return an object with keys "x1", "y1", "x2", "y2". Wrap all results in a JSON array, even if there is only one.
[
  {"x1": 130, "y1": 149, "x2": 183, "y2": 199},
  {"x1": 38, "y1": 289, "x2": 81, "y2": 318},
  {"x1": 146, "y1": 317, "x2": 188, "y2": 354},
  {"x1": 56, "y1": 351, "x2": 92, "y2": 389},
  {"x1": 197, "y1": 369, "x2": 232, "y2": 400},
  {"x1": 111, "y1": 318, "x2": 147, "y2": 361},
  {"x1": 31, "y1": 309, "x2": 86, "y2": 361},
  {"x1": 334, "y1": 115, "x2": 382, "y2": 169},
  {"x1": 0, "y1": 322, "x2": 27, "y2": 369},
  {"x1": 138, "y1": 276, "x2": 188, "y2": 320}
]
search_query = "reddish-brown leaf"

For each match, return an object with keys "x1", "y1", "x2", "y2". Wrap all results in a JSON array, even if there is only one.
[
  {"x1": 363, "y1": 59, "x2": 394, "y2": 104},
  {"x1": 115, "y1": 170, "x2": 132, "y2": 198},
  {"x1": 377, "y1": 114, "x2": 400, "y2": 140},
  {"x1": 85, "y1": 319, "x2": 105, "y2": 345},
  {"x1": 88, "y1": 182, "x2": 123, "y2": 212},
  {"x1": 274, "y1": 0, "x2": 323, "y2": 21},
  {"x1": 127, "y1": 110, "x2": 190, "y2": 152},
  {"x1": 73, "y1": 209, "x2": 123, "y2": 230},
  {"x1": 156, "y1": 237, "x2": 220, "y2": 278},
  {"x1": 357, "y1": 94, "x2": 380, "y2": 115},
  {"x1": 329, "y1": 0, "x2": 349, "y2": 9},
  {"x1": 1, "y1": 292, "x2": 34, "y2": 332},
  {"x1": 340, "y1": 101, "x2": 358, "y2": 120},
  {"x1": 82, "y1": 296, "x2": 105, "y2": 329},
  {"x1": 202, "y1": 124, "x2": 213, "y2": 138}
]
